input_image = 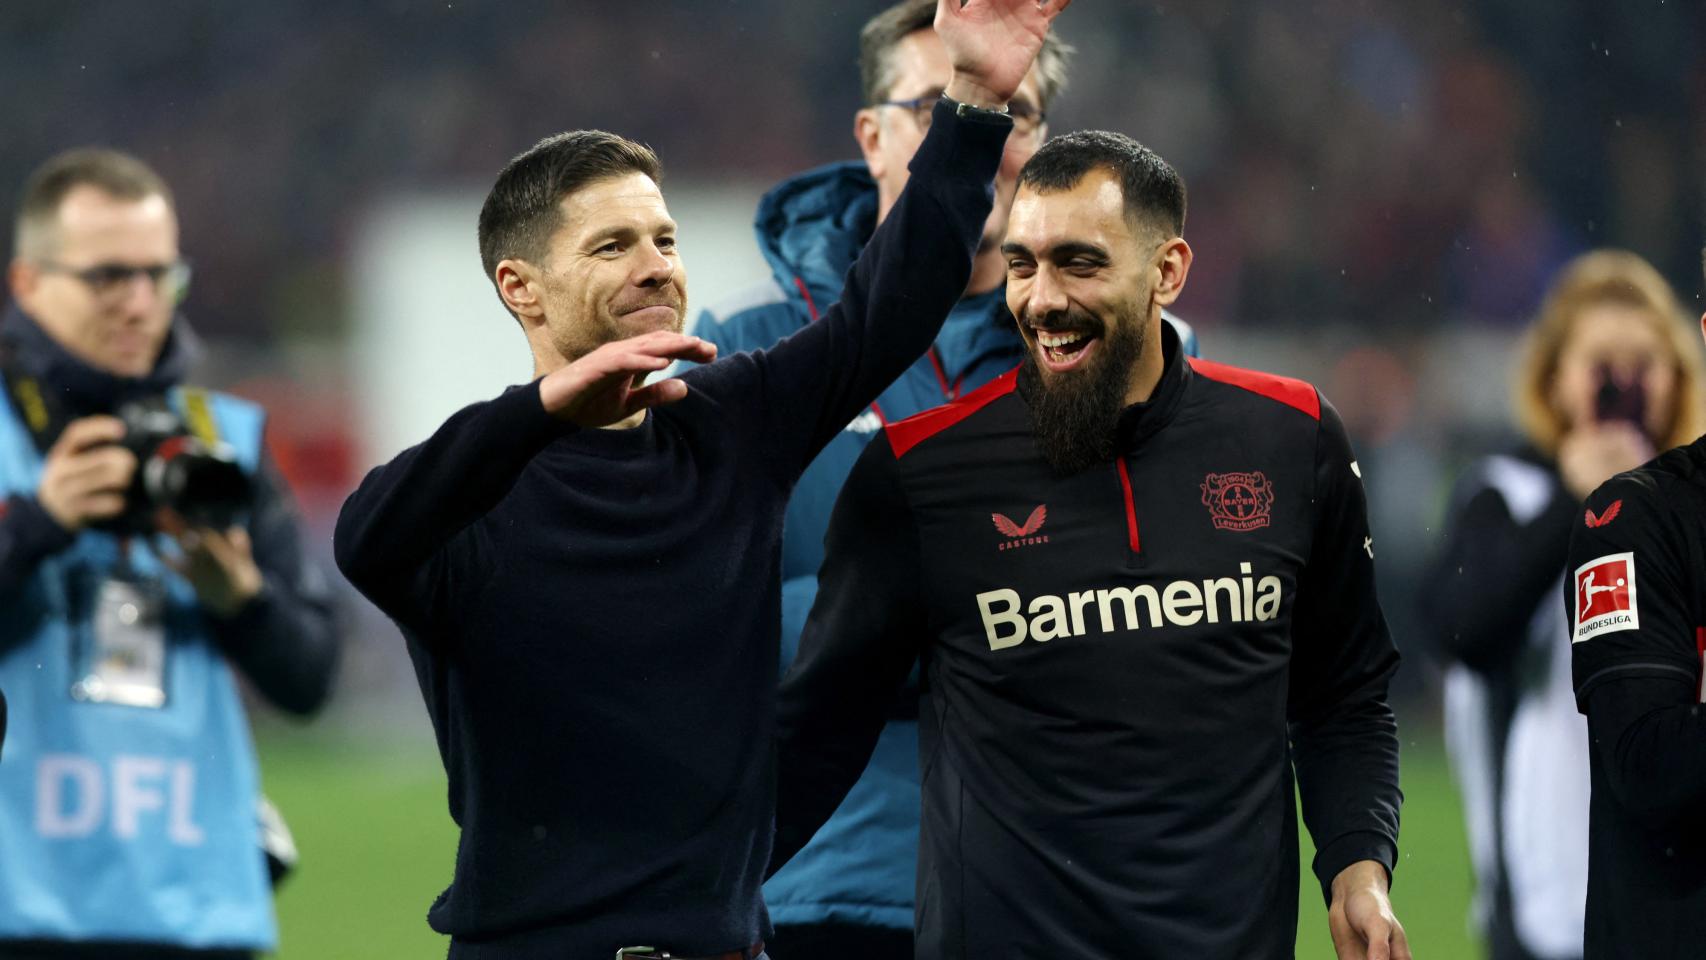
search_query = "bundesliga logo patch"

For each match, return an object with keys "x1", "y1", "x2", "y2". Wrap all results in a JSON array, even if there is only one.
[{"x1": 1573, "y1": 552, "x2": 1639, "y2": 643}]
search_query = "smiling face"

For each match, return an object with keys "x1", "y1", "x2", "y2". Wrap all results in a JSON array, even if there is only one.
[
  {"x1": 1002, "y1": 169, "x2": 1171, "y2": 397},
  {"x1": 1001, "y1": 167, "x2": 1191, "y2": 474},
  {"x1": 502, "y1": 171, "x2": 688, "y2": 368}
]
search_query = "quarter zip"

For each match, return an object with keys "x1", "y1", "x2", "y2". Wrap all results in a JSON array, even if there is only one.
[{"x1": 1115, "y1": 456, "x2": 1141, "y2": 555}]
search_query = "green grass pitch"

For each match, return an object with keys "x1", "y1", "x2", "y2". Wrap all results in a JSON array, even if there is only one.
[{"x1": 259, "y1": 726, "x2": 1476, "y2": 959}]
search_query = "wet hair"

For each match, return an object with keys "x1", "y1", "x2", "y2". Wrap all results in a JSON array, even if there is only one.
[
  {"x1": 13, "y1": 148, "x2": 173, "y2": 260},
  {"x1": 1017, "y1": 130, "x2": 1186, "y2": 238},
  {"x1": 477, "y1": 130, "x2": 661, "y2": 313},
  {"x1": 859, "y1": 0, "x2": 1073, "y2": 107}
]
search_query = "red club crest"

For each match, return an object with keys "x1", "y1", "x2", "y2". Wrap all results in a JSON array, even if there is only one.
[{"x1": 1201, "y1": 471, "x2": 1274, "y2": 532}]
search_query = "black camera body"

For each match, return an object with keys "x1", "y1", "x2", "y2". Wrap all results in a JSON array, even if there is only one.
[
  {"x1": 1594, "y1": 362, "x2": 1648, "y2": 429},
  {"x1": 104, "y1": 397, "x2": 253, "y2": 535}
]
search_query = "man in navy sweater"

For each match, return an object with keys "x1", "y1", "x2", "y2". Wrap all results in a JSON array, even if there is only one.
[{"x1": 333, "y1": 2, "x2": 1070, "y2": 957}]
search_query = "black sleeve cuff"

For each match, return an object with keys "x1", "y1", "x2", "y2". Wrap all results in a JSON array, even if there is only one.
[
  {"x1": 513, "y1": 378, "x2": 576, "y2": 443},
  {"x1": 1312, "y1": 830, "x2": 1398, "y2": 906},
  {"x1": 203, "y1": 578, "x2": 278, "y2": 649},
  {"x1": 3, "y1": 493, "x2": 76, "y2": 559},
  {"x1": 908, "y1": 98, "x2": 1013, "y2": 191}
]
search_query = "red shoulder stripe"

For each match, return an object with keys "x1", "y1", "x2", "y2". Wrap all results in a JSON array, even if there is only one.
[
  {"x1": 1188, "y1": 357, "x2": 1320, "y2": 421},
  {"x1": 886, "y1": 366, "x2": 1019, "y2": 459}
]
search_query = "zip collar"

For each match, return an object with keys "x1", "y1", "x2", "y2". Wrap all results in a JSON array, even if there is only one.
[{"x1": 1116, "y1": 318, "x2": 1190, "y2": 452}]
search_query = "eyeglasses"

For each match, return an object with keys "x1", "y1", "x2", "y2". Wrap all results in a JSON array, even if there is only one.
[
  {"x1": 37, "y1": 259, "x2": 192, "y2": 303},
  {"x1": 877, "y1": 92, "x2": 1046, "y2": 138}
]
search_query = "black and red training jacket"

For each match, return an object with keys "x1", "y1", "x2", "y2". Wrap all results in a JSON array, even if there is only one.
[{"x1": 774, "y1": 322, "x2": 1403, "y2": 959}]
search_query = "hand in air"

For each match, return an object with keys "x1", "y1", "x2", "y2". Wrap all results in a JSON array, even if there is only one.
[
  {"x1": 538, "y1": 331, "x2": 717, "y2": 429},
  {"x1": 937, "y1": 0, "x2": 1073, "y2": 108}
]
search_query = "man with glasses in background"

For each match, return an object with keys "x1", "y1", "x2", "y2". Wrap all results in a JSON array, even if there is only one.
[
  {"x1": 0, "y1": 148, "x2": 337, "y2": 958},
  {"x1": 694, "y1": 3, "x2": 1192, "y2": 956}
]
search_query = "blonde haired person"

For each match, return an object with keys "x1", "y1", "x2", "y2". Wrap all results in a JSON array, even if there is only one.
[{"x1": 1423, "y1": 249, "x2": 1706, "y2": 960}]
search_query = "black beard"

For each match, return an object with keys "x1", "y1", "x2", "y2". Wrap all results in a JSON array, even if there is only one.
[{"x1": 1016, "y1": 311, "x2": 1147, "y2": 476}]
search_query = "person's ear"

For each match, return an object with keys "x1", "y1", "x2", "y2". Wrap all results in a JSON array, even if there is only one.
[
  {"x1": 854, "y1": 108, "x2": 886, "y2": 180},
  {"x1": 1152, "y1": 237, "x2": 1194, "y2": 308},
  {"x1": 7, "y1": 259, "x2": 40, "y2": 306},
  {"x1": 496, "y1": 259, "x2": 547, "y2": 326}
]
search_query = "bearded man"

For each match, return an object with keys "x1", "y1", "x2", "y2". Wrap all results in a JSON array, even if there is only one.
[{"x1": 771, "y1": 131, "x2": 1410, "y2": 960}]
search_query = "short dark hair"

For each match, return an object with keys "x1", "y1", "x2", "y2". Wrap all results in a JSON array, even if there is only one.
[
  {"x1": 859, "y1": 0, "x2": 1073, "y2": 107},
  {"x1": 1017, "y1": 130, "x2": 1186, "y2": 238},
  {"x1": 13, "y1": 148, "x2": 173, "y2": 259},
  {"x1": 477, "y1": 130, "x2": 662, "y2": 310}
]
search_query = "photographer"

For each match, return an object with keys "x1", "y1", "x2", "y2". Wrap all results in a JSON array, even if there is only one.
[
  {"x1": 1421, "y1": 249, "x2": 1706, "y2": 960},
  {"x1": 0, "y1": 149, "x2": 337, "y2": 958}
]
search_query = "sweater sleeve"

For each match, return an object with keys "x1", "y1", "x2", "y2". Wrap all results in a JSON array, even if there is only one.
[
  {"x1": 334, "y1": 380, "x2": 565, "y2": 631},
  {"x1": 1288, "y1": 397, "x2": 1404, "y2": 904},
  {"x1": 206, "y1": 450, "x2": 340, "y2": 716},
  {"x1": 1418, "y1": 457, "x2": 1574, "y2": 673},
  {"x1": 682, "y1": 101, "x2": 1011, "y2": 482},
  {"x1": 772, "y1": 433, "x2": 927, "y2": 873}
]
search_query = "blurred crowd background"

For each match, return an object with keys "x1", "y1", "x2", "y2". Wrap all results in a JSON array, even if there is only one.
[{"x1": 2, "y1": 1, "x2": 1702, "y2": 956}]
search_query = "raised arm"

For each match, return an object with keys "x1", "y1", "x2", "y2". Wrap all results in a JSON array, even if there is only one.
[
  {"x1": 335, "y1": 331, "x2": 717, "y2": 620},
  {"x1": 688, "y1": 0, "x2": 1069, "y2": 478}
]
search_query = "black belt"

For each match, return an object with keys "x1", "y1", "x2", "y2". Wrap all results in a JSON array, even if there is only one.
[{"x1": 615, "y1": 941, "x2": 763, "y2": 960}]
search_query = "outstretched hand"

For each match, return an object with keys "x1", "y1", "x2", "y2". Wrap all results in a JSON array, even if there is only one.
[
  {"x1": 937, "y1": 0, "x2": 1072, "y2": 108},
  {"x1": 538, "y1": 331, "x2": 717, "y2": 429}
]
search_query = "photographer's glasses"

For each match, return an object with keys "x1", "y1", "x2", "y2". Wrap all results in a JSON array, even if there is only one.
[
  {"x1": 878, "y1": 90, "x2": 1046, "y2": 139},
  {"x1": 38, "y1": 259, "x2": 192, "y2": 305}
]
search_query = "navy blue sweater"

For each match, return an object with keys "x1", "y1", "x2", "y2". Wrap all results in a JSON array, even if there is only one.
[{"x1": 333, "y1": 102, "x2": 1008, "y2": 958}]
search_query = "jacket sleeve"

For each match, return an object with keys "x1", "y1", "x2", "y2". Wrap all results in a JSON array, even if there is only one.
[
  {"x1": 1567, "y1": 475, "x2": 1706, "y2": 827},
  {"x1": 1288, "y1": 397, "x2": 1404, "y2": 905},
  {"x1": 1418, "y1": 458, "x2": 1574, "y2": 673},
  {"x1": 772, "y1": 433, "x2": 927, "y2": 873},
  {"x1": 682, "y1": 101, "x2": 1010, "y2": 482},
  {"x1": 205, "y1": 449, "x2": 339, "y2": 716},
  {"x1": 1567, "y1": 475, "x2": 1700, "y2": 703},
  {"x1": 333, "y1": 380, "x2": 565, "y2": 634},
  {"x1": 0, "y1": 493, "x2": 74, "y2": 604}
]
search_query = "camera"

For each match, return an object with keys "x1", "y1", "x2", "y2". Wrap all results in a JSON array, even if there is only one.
[
  {"x1": 1594, "y1": 362, "x2": 1647, "y2": 429},
  {"x1": 104, "y1": 397, "x2": 253, "y2": 534}
]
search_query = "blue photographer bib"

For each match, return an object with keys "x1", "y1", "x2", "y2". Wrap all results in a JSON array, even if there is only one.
[{"x1": 0, "y1": 380, "x2": 277, "y2": 950}]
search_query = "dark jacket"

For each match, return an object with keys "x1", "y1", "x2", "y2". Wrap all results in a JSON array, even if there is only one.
[
  {"x1": 776, "y1": 323, "x2": 1401, "y2": 958},
  {"x1": 0, "y1": 305, "x2": 337, "y2": 716},
  {"x1": 696, "y1": 160, "x2": 1201, "y2": 930}
]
